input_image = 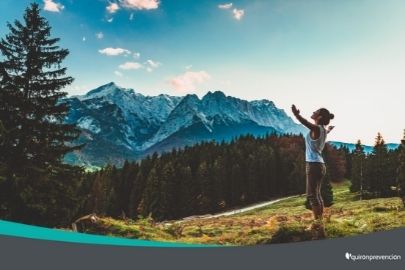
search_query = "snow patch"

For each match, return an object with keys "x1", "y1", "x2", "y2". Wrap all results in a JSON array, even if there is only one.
[{"x1": 77, "y1": 116, "x2": 101, "y2": 134}]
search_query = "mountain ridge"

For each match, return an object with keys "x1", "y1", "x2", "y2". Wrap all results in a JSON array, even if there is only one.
[{"x1": 63, "y1": 82, "x2": 306, "y2": 166}]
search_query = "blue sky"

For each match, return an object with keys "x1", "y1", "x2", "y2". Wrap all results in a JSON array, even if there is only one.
[{"x1": 1, "y1": 0, "x2": 405, "y2": 145}]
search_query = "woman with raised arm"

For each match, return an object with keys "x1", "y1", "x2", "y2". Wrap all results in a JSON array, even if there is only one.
[{"x1": 291, "y1": 104, "x2": 334, "y2": 239}]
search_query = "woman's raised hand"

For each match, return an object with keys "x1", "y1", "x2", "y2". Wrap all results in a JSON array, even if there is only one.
[{"x1": 291, "y1": 104, "x2": 300, "y2": 116}]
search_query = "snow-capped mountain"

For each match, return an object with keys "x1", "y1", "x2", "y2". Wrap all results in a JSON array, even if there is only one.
[{"x1": 63, "y1": 82, "x2": 306, "y2": 166}]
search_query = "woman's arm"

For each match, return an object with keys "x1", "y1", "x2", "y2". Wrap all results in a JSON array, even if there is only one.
[{"x1": 291, "y1": 105, "x2": 318, "y2": 131}]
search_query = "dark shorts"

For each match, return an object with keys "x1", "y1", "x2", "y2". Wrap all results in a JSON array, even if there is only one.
[{"x1": 306, "y1": 162, "x2": 326, "y2": 207}]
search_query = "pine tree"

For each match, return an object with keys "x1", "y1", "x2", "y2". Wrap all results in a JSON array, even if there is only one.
[
  {"x1": 212, "y1": 155, "x2": 227, "y2": 210},
  {"x1": 105, "y1": 165, "x2": 120, "y2": 217},
  {"x1": 88, "y1": 171, "x2": 107, "y2": 215},
  {"x1": 287, "y1": 140, "x2": 306, "y2": 195},
  {"x1": 0, "y1": 3, "x2": 84, "y2": 225},
  {"x1": 370, "y1": 133, "x2": 390, "y2": 197},
  {"x1": 177, "y1": 164, "x2": 193, "y2": 217},
  {"x1": 0, "y1": 3, "x2": 82, "y2": 170},
  {"x1": 118, "y1": 161, "x2": 137, "y2": 218},
  {"x1": 230, "y1": 161, "x2": 242, "y2": 206},
  {"x1": 128, "y1": 169, "x2": 142, "y2": 218},
  {"x1": 140, "y1": 167, "x2": 160, "y2": 219},
  {"x1": 341, "y1": 145, "x2": 352, "y2": 178},
  {"x1": 246, "y1": 153, "x2": 259, "y2": 203},
  {"x1": 0, "y1": 120, "x2": 8, "y2": 214},
  {"x1": 158, "y1": 162, "x2": 176, "y2": 219},
  {"x1": 197, "y1": 161, "x2": 215, "y2": 213},
  {"x1": 350, "y1": 140, "x2": 366, "y2": 198},
  {"x1": 129, "y1": 156, "x2": 152, "y2": 218},
  {"x1": 398, "y1": 130, "x2": 405, "y2": 206}
]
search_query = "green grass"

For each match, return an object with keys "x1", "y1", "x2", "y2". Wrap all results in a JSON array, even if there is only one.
[{"x1": 73, "y1": 181, "x2": 405, "y2": 246}]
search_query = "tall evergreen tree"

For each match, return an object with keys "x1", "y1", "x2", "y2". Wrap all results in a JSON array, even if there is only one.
[
  {"x1": 398, "y1": 130, "x2": 405, "y2": 206},
  {"x1": 140, "y1": 167, "x2": 160, "y2": 219},
  {"x1": 212, "y1": 155, "x2": 227, "y2": 210},
  {"x1": 177, "y1": 164, "x2": 193, "y2": 217},
  {"x1": 197, "y1": 161, "x2": 215, "y2": 213},
  {"x1": 0, "y1": 120, "x2": 9, "y2": 213},
  {"x1": 118, "y1": 161, "x2": 137, "y2": 218},
  {"x1": 128, "y1": 156, "x2": 151, "y2": 218},
  {"x1": 0, "y1": 3, "x2": 84, "y2": 225},
  {"x1": 350, "y1": 140, "x2": 366, "y2": 198},
  {"x1": 0, "y1": 3, "x2": 82, "y2": 170},
  {"x1": 341, "y1": 145, "x2": 352, "y2": 178},
  {"x1": 159, "y1": 162, "x2": 177, "y2": 219},
  {"x1": 320, "y1": 144, "x2": 334, "y2": 207},
  {"x1": 230, "y1": 162, "x2": 242, "y2": 206},
  {"x1": 87, "y1": 171, "x2": 108, "y2": 215},
  {"x1": 369, "y1": 133, "x2": 390, "y2": 196}
]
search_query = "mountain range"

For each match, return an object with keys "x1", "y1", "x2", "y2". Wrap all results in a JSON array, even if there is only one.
[{"x1": 62, "y1": 82, "x2": 306, "y2": 167}]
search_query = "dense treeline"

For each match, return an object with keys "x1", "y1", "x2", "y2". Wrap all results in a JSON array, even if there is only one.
[
  {"x1": 350, "y1": 132, "x2": 405, "y2": 203},
  {"x1": 77, "y1": 134, "x2": 346, "y2": 221}
]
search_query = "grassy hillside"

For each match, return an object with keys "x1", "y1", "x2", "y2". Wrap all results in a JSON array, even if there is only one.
[{"x1": 75, "y1": 181, "x2": 405, "y2": 246}]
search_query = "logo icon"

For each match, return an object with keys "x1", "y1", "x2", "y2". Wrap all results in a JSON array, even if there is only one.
[{"x1": 345, "y1": 252, "x2": 351, "y2": 260}]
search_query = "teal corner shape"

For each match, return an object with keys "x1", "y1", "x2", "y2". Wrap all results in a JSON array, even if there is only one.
[{"x1": 0, "y1": 219, "x2": 226, "y2": 248}]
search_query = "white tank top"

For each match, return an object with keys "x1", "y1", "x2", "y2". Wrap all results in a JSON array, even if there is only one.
[{"x1": 305, "y1": 125, "x2": 327, "y2": 163}]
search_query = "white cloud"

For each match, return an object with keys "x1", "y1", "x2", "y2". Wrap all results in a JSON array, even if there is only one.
[
  {"x1": 120, "y1": 0, "x2": 160, "y2": 10},
  {"x1": 169, "y1": 71, "x2": 211, "y2": 93},
  {"x1": 218, "y1": 3, "x2": 233, "y2": 9},
  {"x1": 133, "y1": 52, "x2": 141, "y2": 59},
  {"x1": 106, "y1": 2, "x2": 120, "y2": 13},
  {"x1": 114, "y1": 71, "x2": 124, "y2": 77},
  {"x1": 43, "y1": 0, "x2": 64, "y2": 13},
  {"x1": 119, "y1": 62, "x2": 143, "y2": 70},
  {"x1": 95, "y1": 32, "x2": 104, "y2": 39},
  {"x1": 233, "y1": 8, "x2": 245, "y2": 20},
  {"x1": 82, "y1": 36, "x2": 86, "y2": 42},
  {"x1": 99, "y1": 47, "x2": 131, "y2": 56},
  {"x1": 107, "y1": 18, "x2": 114, "y2": 23},
  {"x1": 129, "y1": 13, "x2": 134, "y2": 20},
  {"x1": 144, "y1": 59, "x2": 161, "y2": 72},
  {"x1": 219, "y1": 3, "x2": 245, "y2": 21},
  {"x1": 185, "y1": 65, "x2": 193, "y2": 70},
  {"x1": 146, "y1": 60, "x2": 161, "y2": 68}
]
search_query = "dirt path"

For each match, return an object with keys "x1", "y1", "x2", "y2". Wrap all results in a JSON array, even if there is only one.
[{"x1": 161, "y1": 194, "x2": 302, "y2": 225}]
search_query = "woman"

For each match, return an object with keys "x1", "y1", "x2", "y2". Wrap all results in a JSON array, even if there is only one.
[{"x1": 291, "y1": 104, "x2": 334, "y2": 239}]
